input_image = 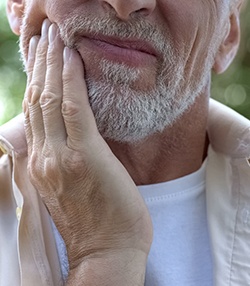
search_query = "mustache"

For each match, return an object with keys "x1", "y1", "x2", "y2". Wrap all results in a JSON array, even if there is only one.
[
  {"x1": 19, "y1": 13, "x2": 177, "y2": 72},
  {"x1": 58, "y1": 14, "x2": 173, "y2": 55}
]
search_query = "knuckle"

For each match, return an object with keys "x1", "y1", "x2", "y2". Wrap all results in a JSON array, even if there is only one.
[
  {"x1": 28, "y1": 151, "x2": 59, "y2": 189},
  {"x1": 62, "y1": 100, "x2": 80, "y2": 119},
  {"x1": 40, "y1": 90, "x2": 58, "y2": 107},
  {"x1": 61, "y1": 151, "x2": 86, "y2": 174},
  {"x1": 26, "y1": 84, "x2": 43, "y2": 105},
  {"x1": 62, "y1": 100, "x2": 81, "y2": 118}
]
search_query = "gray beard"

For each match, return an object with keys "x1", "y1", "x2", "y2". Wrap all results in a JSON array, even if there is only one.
[
  {"x1": 58, "y1": 15, "x2": 214, "y2": 143},
  {"x1": 86, "y1": 59, "x2": 208, "y2": 143},
  {"x1": 20, "y1": 14, "x2": 215, "y2": 144}
]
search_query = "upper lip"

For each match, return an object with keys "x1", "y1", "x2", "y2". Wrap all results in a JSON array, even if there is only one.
[{"x1": 79, "y1": 33, "x2": 158, "y2": 57}]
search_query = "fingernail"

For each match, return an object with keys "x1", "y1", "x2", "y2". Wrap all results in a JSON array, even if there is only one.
[
  {"x1": 63, "y1": 47, "x2": 72, "y2": 62},
  {"x1": 41, "y1": 19, "x2": 50, "y2": 37},
  {"x1": 28, "y1": 36, "x2": 38, "y2": 59},
  {"x1": 49, "y1": 24, "x2": 57, "y2": 44}
]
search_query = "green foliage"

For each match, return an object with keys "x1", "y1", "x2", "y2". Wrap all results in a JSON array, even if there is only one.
[
  {"x1": 0, "y1": 3, "x2": 250, "y2": 125},
  {"x1": 0, "y1": 3, "x2": 26, "y2": 124},
  {"x1": 212, "y1": 2, "x2": 250, "y2": 119}
]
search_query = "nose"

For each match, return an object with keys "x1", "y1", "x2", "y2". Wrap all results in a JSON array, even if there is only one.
[{"x1": 100, "y1": 0, "x2": 156, "y2": 20}]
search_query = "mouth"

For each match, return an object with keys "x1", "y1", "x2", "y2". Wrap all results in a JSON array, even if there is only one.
[{"x1": 77, "y1": 34, "x2": 158, "y2": 66}]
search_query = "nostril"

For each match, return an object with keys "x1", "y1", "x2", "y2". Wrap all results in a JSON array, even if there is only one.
[
  {"x1": 134, "y1": 7, "x2": 151, "y2": 17},
  {"x1": 101, "y1": 0, "x2": 156, "y2": 20},
  {"x1": 101, "y1": 1, "x2": 115, "y2": 13}
]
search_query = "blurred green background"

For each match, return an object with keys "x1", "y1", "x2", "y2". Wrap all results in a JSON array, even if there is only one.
[{"x1": 0, "y1": 2, "x2": 249, "y2": 125}]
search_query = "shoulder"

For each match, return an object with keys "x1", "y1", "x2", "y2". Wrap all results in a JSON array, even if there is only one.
[{"x1": 208, "y1": 99, "x2": 250, "y2": 158}]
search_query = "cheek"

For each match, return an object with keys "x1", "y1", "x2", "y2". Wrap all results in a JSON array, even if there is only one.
[
  {"x1": 158, "y1": 0, "x2": 219, "y2": 55},
  {"x1": 45, "y1": 0, "x2": 88, "y2": 23},
  {"x1": 160, "y1": 1, "x2": 219, "y2": 80},
  {"x1": 24, "y1": 0, "x2": 46, "y2": 27},
  {"x1": 20, "y1": 0, "x2": 48, "y2": 60}
]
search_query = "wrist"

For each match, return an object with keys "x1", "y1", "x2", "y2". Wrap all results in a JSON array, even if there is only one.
[{"x1": 66, "y1": 249, "x2": 149, "y2": 286}]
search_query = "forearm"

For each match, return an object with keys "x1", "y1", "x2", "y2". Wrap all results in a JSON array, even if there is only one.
[{"x1": 66, "y1": 249, "x2": 148, "y2": 286}]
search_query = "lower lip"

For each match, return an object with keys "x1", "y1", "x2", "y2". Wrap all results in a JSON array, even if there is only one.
[{"x1": 79, "y1": 37, "x2": 157, "y2": 67}]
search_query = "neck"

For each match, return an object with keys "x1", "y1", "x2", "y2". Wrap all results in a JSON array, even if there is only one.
[{"x1": 106, "y1": 94, "x2": 209, "y2": 185}]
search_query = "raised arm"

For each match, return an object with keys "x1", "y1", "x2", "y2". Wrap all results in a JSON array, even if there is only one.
[{"x1": 23, "y1": 19, "x2": 153, "y2": 285}]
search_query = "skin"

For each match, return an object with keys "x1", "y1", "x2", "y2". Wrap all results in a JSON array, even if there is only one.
[
  {"x1": 23, "y1": 20, "x2": 153, "y2": 285},
  {"x1": 6, "y1": 0, "x2": 242, "y2": 284}
]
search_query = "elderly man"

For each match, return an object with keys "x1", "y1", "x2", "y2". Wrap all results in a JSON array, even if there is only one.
[{"x1": 0, "y1": 0, "x2": 249, "y2": 285}]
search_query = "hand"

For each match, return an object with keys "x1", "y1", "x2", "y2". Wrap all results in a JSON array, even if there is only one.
[{"x1": 23, "y1": 19, "x2": 152, "y2": 284}]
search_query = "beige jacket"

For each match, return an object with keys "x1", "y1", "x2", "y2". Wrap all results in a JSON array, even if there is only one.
[{"x1": 0, "y1": 99, "x2": 250, "y2": 286}]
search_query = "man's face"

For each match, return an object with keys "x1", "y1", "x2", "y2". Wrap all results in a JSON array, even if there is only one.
[{"x1": 19, "y1": 0, "x2": 227, "y2": 143}]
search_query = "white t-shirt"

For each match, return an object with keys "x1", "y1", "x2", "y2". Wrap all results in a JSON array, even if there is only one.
[
  {"x1": 53, "y1": 161, "x2": 213, "y2": 285},
  {"x1": 138, "y1": 160, "x2": 213, "y2": 285}
]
